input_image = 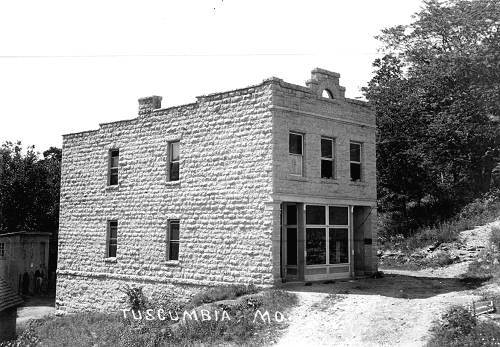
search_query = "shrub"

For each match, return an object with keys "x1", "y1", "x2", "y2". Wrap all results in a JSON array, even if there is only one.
[
  {"x1": 427, "y1": 306, "x2": 476, "y2": 346},
  {"x1": 428, "y1": 305, "x2": 500, "y2": 347},
  {"x1": 120, "y1": 285, "x2": 148, "y2": 312},
  {"x1": 380, "y1": 191, "x2": 500, "y2": 257}
]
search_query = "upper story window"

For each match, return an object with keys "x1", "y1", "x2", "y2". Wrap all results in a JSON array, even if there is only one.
[
  {"x1": 321, "y1": 137, "x2": 335, "y2": 179},
  {"x1": 0, "y1": 242, "x2": 5, "y2": 257},
  {"x1": 107, "y1": 220, "x2": 118, "y2": 258},
  {"x1": 167, "y1": 220, "x2": 180, "y2": 261},
  {"x1": 169, "y1": 141, "x2": 179, "y2": 181},
  {"x1": 289, "y1": 132, "x2": 303, "y2": 176},
  {"x1": 109, "y1": 149, "x2": 119, "y2": 186},
  {"x1": 350, "y1": 142, "x2": 362, "y2": 182}
]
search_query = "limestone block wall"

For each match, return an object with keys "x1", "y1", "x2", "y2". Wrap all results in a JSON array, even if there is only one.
[
  {"x1": 270, "y1": 75, "x2": 376, "y2": 202},
  {"x1": 57, "y1": 82, "x2": 275, "y2": 312}
]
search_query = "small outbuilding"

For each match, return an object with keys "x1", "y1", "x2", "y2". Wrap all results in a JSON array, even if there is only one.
[
  {"x1": 0, "y1": 231, "x2": 51, "y2": 295},
  {"x1": 0, "y1": 276, "x2": 24, "y2": 342}
]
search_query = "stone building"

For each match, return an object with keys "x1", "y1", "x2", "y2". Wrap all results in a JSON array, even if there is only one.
[{"x1": 57, "y1": 68, "x2": 377, "y2": 312}]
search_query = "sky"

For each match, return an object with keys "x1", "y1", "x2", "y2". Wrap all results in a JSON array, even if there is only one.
[{"x1": 0, "y1": 0, "x2": 422, "y2": 152}]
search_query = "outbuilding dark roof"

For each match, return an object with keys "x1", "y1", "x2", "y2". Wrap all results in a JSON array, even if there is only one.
[{"x1": 0, "y1": 276, "x2": 23, "y2": 311}]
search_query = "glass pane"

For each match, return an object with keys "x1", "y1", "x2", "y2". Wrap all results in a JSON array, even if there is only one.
[
  {"x1": 109, "y1": 173, "x2": 118, "y2": 185},
  {"x1": 329, "y1": 206, "x2": 348, "y2": 225},
  {"x1": 109, "y1": 229, "x2": 117, "y2": 240},
  {"x1": 170, "y1": 222, "x2": 180, "y2": 241},
  {"x1": 286, "y1": 228, "x2": 297, "y2": 266},
  {"x1": 288, "y1": 155, "x2": 302, "y2": 175},
  {"x1": 306, "y1": 228, "x2": 326, "y2": 265},
  {"x1": 169, "y1": 242, "x2": 179, "y2": 260},
  {"x1": 108, "y1": 244, "x2": 117, "y2": 258},
  {"x1": 171, "y1": 142, "x2": 179, "y2": 161},
  {"x1": 350, "y1": 143, "x2": 361, "y2": 162},
  {"x1": 350, "y1": 163, "x2": 361, "y2": 181},
  {"x1": 321, "y1": 160, "x2": 333, "y2": 179},
  {"x1": 321, "y1": 138, "x2": 332, "y2": 158},
  {"x1": 286, "y1": 205, "x2": 297, "y2": 225},
  {"x1": 170, "y1": 162, "x2": 179, "y2": 181},
  {"x1": 329, "y1": 228, "x2": 349, "y2": 264},
  {"x1": 306, "y1": 205, "x2": 325, "y2": 225},
  {"x1": 289, "y1": 133, "x2": 302, "y2": 155},
  {"x1": 111, "y1": 155, "x2": 119, "y2": 168}
]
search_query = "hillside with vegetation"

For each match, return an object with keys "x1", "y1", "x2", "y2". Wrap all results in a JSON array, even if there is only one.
[{"x1": 363, "y1": 0, "x2": 500, "y2": 257}]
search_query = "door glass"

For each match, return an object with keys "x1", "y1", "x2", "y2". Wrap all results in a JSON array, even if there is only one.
[
  {"x1": 286, "y1": 228, "x2": 297, "y2": 266},
  {"x1": 286, "y1": 205, "x2": 297, "y2": 225},
  {"x1": 306, "y1": 228, "x2": 326, "y2": 265},
  {"x1": 329, "y1": 228, "x2": 349, "y2": 264}
]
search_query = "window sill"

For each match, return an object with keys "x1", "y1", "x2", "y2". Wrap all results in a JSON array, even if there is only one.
[
  {"x1": 349, "y1": 180, "x2": 367, "y2": 186},
  {"x1": 164, "y1": 260, "x2": 180, "y2": 266},
  {"x1": 319, "y1": 178, "x2": 339, "y2": 184},
  {"x1": 165, "y1": 180, "x2": 181, "y2": 187},
  {"x1": 104, "y1": 257, "x2": 117, "y2": 263},
  {"x1": 105, "y1": 185, "x2": 120, "y2": 192},
  {"x1": 287, "y1": 174, "x2": 307, "y2": 182}
]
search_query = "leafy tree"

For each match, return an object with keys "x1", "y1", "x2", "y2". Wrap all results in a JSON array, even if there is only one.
[
  {"x1": 0, "y1": 141, "x2": 61, "y2": 237},
  {"x1": 364, "y1": 0, "x2": 500, "y2": 233}
]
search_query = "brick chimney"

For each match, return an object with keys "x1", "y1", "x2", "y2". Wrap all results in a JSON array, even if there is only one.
[{"x1": 138, "y1": 95, "x2": 162, "y2": 115}]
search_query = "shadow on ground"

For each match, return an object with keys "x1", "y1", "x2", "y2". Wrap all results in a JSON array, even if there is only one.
[{"x1": 280, "y1": 274, "x2": 488, "y2": 299}]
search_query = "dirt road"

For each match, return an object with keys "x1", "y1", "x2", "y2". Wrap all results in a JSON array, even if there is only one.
[{"x1": 277, "y1": 221, "x2": 499, "y2": 346}]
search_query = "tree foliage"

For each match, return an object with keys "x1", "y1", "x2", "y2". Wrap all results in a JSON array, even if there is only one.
[
  {"x1": 364, "y1": 0, "x2": 500, "y2": 233},
  {"x1": 0, "y1": 141, "x2": 61, "y2": 236}
]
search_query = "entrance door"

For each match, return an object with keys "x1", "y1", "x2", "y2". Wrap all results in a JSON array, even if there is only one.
[
  {"x1": 304, "y1": 205, "x2": 351, "y2": 281},
  {"x1": 283, "y1": 203, "x2": 299, "y2": 281}
]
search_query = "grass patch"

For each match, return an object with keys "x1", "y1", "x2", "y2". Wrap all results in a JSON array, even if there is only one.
[
  {"x1": 381, "y1": 193, "x2": 500, "y2": 253},
  {"x1": 427, "y1": 305, "x2": 500, "y2": 346},
  {"x1": 381, "y1": 250, "x2": 457, "y2": 270},
  {"x1": 380, "y1": 193, "x2": 500, "y2": 270},
  {"x1": 10, "y1": 286, "x2": 297, "y2": 347},
  {"x1": 187, "y1": 283, "x2": 258, "y2": 308}
]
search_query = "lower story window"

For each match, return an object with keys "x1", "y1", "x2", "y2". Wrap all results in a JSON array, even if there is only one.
[
  {"x1": 107, "y1": 220, "x2": 118, "y2": 258},
  {"x1": 0, "y1": 242, "x2": 4, "y2": 257},
  {"x1": 305, "y1": 205, "x2": 349, "y2": 265},
  {"x1": 168, "y1": 220, "x2": 180, "y2": 260}
]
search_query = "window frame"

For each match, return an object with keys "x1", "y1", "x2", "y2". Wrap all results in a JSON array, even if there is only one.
[
  {"x1": 320, "y1": 137, "x2": 335, "y2": 179},
  {"x1": 288, "y1": 132, "x2": 304, "y2": 176},
  {"x1": 304, "y1": 204, "x2": 350, "y2": 266},
  {"x1": 167, "y1": 220, "x2": 180, "y2": 261},
  {"x1": 106, "y1": 220, "x2": 118, "y2": 259},
  {"x1": 168, "y1": 141, "x2": 180, "y2": 182},
  {"x1": 0, "y1": 242, "x2": 5, "y2": 257},
  {"x1": 108, "y1": 149, "x2": 119, "y2": 186},
  {"x1": 349, "y1": 141, "x2": 362, "y2": 182}
]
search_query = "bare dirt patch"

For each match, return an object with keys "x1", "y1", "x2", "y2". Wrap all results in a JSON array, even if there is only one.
[{"x1": 277, "y1": 221, "x2": 500, "y2": 347}]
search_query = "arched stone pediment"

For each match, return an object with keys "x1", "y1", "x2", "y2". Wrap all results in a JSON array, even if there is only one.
[{"x1": 306, "y1": 68, "x2": 346, "y2": 99}]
